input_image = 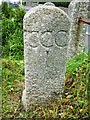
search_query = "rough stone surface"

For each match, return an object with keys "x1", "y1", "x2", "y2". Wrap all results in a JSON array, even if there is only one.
[
  {"x1": 88, "y1": 1, "x2": 90, "y2": 18},
  {"x1": 44, "y1": 2, "x2": 55, "y2": 6},
  {"x1": 22, "y1": 4, "x2": 70, "y2": 111},
  {"x1": 67, "y1": 0, "x2": 88, "y2": 58}
]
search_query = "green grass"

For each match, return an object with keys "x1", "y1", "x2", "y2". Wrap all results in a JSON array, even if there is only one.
[
  {"x1": 2, "y1": 53, "x2": 89, "y2": 119},
  {"x1": 2, "y1": 59, "x2": 25, "y2": 118},
  {"x1": 2, "y1": 2, "x2": 90, "y2": 119}
]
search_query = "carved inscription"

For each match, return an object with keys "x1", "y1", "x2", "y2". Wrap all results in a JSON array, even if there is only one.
[
  {"x1": 55, "y1": 32, "x2": 68, "y2": 47},
  {"x1": 40, "y1": 32, "x2": 53, "y2": 47},
  {"x1": 28, "y1": 32, "x2": 39, "y2": 48},
  {"x1": 28, "y1": 31, "x2": 68, "y2": 48}
]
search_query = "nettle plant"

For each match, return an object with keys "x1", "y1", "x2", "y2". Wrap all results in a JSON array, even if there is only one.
[{"x1": 2, "y1": 2, "x2": 26, "y2": 60}]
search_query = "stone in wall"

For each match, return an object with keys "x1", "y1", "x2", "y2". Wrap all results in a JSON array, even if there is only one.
[
  {"x1": 67, "y1": 0, "x2": 88, "y2": 58},
  {"x1": 22, "y1": 3, "x2": 70, "y2": 111}
]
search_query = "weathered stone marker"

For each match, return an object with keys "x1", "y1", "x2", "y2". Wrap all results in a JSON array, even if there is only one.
[
  {"x1": 22, "y1": 3, "x2": 70, "y2": 111},
  {"x1": 67, "y1": 0, "x2": 88, "y2": 58}
]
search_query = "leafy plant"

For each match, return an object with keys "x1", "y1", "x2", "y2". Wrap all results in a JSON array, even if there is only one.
[{"x1": 2, "y1": 2, "x2": 26, "y2": 60}]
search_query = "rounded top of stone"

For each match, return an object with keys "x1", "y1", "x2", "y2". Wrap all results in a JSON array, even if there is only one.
[
  {"x1": 24, "y1": 5, "x2": 69, "y2": 21},
  {"x1": 44, "y1": 2, "x2": 55, "y2": 6}
]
